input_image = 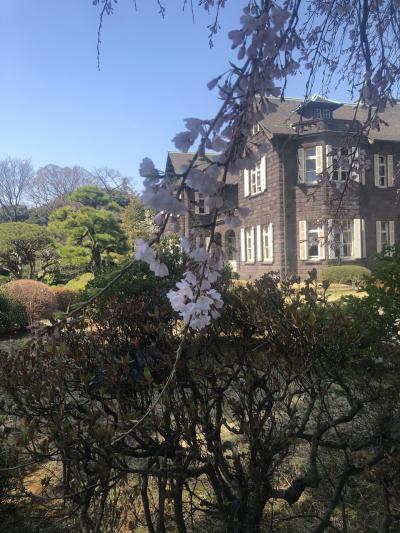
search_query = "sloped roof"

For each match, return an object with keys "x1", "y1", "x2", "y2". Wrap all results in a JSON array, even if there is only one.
[
  {"x1": 260, "y1": 97, "x2": 400, "y2": 142},
  {"x1": 167, "y1": 152, "x2": 211, "y2": 174}
]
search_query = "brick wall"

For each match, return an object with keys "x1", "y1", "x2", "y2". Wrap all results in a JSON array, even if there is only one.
[{"x1": 172, "y1": 128, "x2": 400, "y2": 280}]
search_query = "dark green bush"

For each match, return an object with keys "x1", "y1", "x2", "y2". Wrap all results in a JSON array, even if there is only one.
[
  {"x1": 0, "y1": 292, "x2": 26, "y2": 334},
  {"x1": 83, "y1": 235, "x2": 187, "y2": 304},
  {"x1": 321, "y1": 265, "x2": 371, "y2": 286}
]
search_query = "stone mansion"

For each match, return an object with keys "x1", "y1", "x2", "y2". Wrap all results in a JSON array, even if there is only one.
[{"x1": 166, "y1": 96, "x2": 400, "y2": 279}]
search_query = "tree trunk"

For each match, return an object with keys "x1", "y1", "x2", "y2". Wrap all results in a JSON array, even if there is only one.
[{"x1": 92, "y1": 244, "x2": 102, "y2": 274}]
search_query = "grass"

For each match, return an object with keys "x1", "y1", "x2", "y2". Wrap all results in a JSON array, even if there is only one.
[
  {"x1": 233, "y1": 279, "x2": 366, "y2": 302},
  {"x1": 64, "y1": 272, "x2": 94, "y2": 291},
  {"x1": 325, "y1": 284, "x2": 366, "y2": 301},
  {"x1": 0, "y1": 333, "x2": 29, "y2": 354}
]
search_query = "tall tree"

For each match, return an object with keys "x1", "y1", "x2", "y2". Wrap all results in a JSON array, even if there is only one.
[
  {"x1": 0, "y1": 157, "x2": 33, "y2": 222},
  {"x1": 0, "y1": 222, "x2": 58, "y2": 280},
  {"x1": 29, "y1": 164, "x2": 96, "y2": 207},
  {"x1": 49, "y1": 186, "x2": 128, "y2": 274},
  {"x1": 121, "y1": 193, "x2": 156, "y2": 248},
  {"x1": 94, "y1": 167, "x2": 134, "y2": 207}
]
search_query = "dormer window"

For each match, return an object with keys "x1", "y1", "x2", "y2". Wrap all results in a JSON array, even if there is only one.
[{"x1": 313, "y1": 108, "x2": 331, "y2": 119}]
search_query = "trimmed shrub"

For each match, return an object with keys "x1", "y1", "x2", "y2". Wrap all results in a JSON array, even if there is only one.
[
  {"x1": 3, "y1": 280, "x2": 57, "y2": 324},
  {"x1": 321, "y1": 265, "x2": 371, "y2": 286},
  {"x1": 52, "y1": 287, "x2": 80, "y2": 312},
  {"x1": 0, "y1": 292, "x2": 26, "y2": 334}
]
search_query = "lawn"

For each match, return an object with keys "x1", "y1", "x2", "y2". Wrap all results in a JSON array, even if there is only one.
[{"x1": 234, "y1": 279, "x2": 366, "y2": 302}]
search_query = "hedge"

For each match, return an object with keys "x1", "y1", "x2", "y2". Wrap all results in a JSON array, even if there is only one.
[
  {"x1": 3, "y1": 280, "x2": 57, "y2": 324},
  {"x1": 52, "y1": 287, "x2": 80, "y2": 312},
  {"x1": 321, "y1": 265, "x2": 371, "y2": 286},
  {"x1": 0, "y1": 292, "x2": 26, "y2": 334}
]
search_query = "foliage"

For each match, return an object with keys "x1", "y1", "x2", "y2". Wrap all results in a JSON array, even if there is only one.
[
  {"x1": 46, "y1": 245, "x2": 92, "y2": 285},
  {"x1": 83, "y1": 234, "x2": 187, "y2": 304},
  {"x1": 3, "y1": 280, "x2": 57, "y2": 324},
  {"x1": 121, "y1": 193, "x2": 156, "y2": 249},
  {"x1": 49, "y1": 186, "x2": 128, "y2": 275},
  {"x1": 321, "y1": 264, "x2": 371, "y2": 286},
  {"x1": 0, "y1": 292, "x2": 26, "y2": 334},
  {"x1": 69, "y1": 185, "x2": 119, "y2": 210},
  {"x1": 0, "y1": 222, "x2": 58, "y2": 280},
  {"x1": 0, "y1": 204, "x2": 29, "y2": 223},
  {"x1": 1, "y1": 262, "x2": 400, "y2": 531},
  {"x1": 64, "y1": 272, "x2": 94, "y2": 292},
  {"x1": 52, "y1": 287, "x2": 80, "y2": 312}
]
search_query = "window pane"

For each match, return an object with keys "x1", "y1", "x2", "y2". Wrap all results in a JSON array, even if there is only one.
[
  {"x1": 307, "y1": 223, "x2": 319, "y2": 258},
  {"x1": 245, "y1": 228, "x2": 253, "y2": 261},
  {"x1": 306, "y1": 159, "x2": 316, "y2": 171},
  {"x1": 306, "y1": 147, "x2": 316, "y2": 157},
  {"x1": 262, "y1": 226, "x2": 269, "y2": 260},
  {"x1": 381, "y1": 221, "x2": 389, "y2": 247}
]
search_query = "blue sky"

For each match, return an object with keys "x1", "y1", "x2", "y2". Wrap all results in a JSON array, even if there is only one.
[{"x1": 0, "y1": 1, "x2": 350, "y2": 188}]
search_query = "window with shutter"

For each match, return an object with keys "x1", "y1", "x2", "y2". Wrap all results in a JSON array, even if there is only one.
[
  {"x1": 301, "y1": 146, "x2": 323, "y2": 183},
  {"x1": 261, "y1": 223, "x2": 273, "y2": 262},
  {"x1": 374, "y1": 154, "x2": 393, "y2": 188},
  {"x1": 332, "y1": 147, "x2": 350, "y2": 182},
  {"x1": 245, "y1": 227, "x2": 255, "y2": 263},
  {"x1": 305, "y1": 147, "x2": 317, "y2": 182},
  {"x1": 250, "y1": 162, "x2": 262, "y2": 195},
  {"x1": 194, "y1": 192, "x2": 209, "y2": 215},
  {"x1": 307, "y1": 222, "x2": 319, "y2": 259},
  {"x1": 331, "y1": 220, "x2": 354, "y2": 259},
  {"x1": 245, "y1": 157, "x2": 267, "y2": 196},
  {"x1": 377, "y1": 220, "x2": 395, "y2": 253}
]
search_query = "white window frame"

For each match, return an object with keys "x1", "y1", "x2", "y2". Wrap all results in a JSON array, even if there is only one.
[
  {"x1": 299, "y1": 220, "x2": 326, "y2": 261},
  {"x1": 374, "y1": 154, "x2": 394, "y2": 188},
  {"x1": 304, "y1": 146, "x2": 318, "y2": 183},
  {"x1": 250, "y1": 161, "x2": 262, "y2": 195},
  {"x1": 245, "y1": 227, "x2": 255, "y2": 263},
  {"x1": 307, "y1": 223, "x2": 320, "y2": 259},
  {"x1": 331, "y1": 147, "x2": 350, "y2": 182},
  {"x1": 313, "y1": 108, "x2": 331, "y2": 119},
  {"x1": 378, "y1": 155, "x2": 387, "y2": 187},
  {"x1": 244, "y1": 156, "x2": 266, "y2": 197},
  {"x1": 376, "y1": 220, "x2": 395, "y2": 253},
  {"x1": 194, "y1": 192, "x2": 210, "y2": 215},
  {"x1": 298, "y1": 146, "x2": 323, "y2": 184},
  {"x1": 251, "y1": 123, "x2": 261, "y2": 135},
  {"x1": 333, "y1": 220, "x2": 353, "y2": 259},
  {"x1": 257, "y1": 223, "x2": 273, "y2": 263}
]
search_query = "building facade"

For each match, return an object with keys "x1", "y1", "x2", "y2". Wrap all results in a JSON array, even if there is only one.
[{"x1": 166, "y1": 96, "x2": 400, "y2": 279}]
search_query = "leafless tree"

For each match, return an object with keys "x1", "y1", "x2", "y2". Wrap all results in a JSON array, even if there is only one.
[
  {"x1": 0, "y1": 157, "x2": 33, "y2": 221},
  {"x1": 29, "y1": 164, "x2": 96, "y2": 207}
]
